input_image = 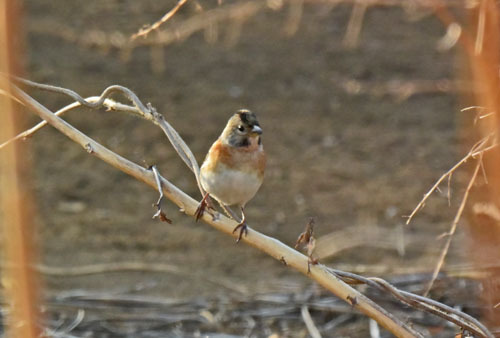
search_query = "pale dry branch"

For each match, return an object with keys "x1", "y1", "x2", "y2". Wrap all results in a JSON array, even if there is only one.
[
  {"x1": 142, "y1": 1, "x2": 264, "y2": 47},
  {"x1": 283, "y1": 0, "x2": 304, "y2": 36},
  {"x1": 25, "y1": 0, "x2": 466, "y2": 56},
  {"x1": 7, "y1": 80, "x2": 494, "y2": 337},
  {"x1": 436, "y1": 22, "x2": 462, "y2": 51},
  {"x1": 342, "y1": 2, "x2": 368, "y2": 49},
  {"x1": 329, "y1": 270, "x2": 492, "y2": 338},
  {"x1": 151, "y1": 165, "x2": 173, "y2": 223},
  {"x1": 11, "y1": 84, "x2": 423, "y2": 337},
  {"x1": 0, "y1": 88, "x2": 23, "y2": 105},
  {"x1": 12, "y1": 77, "x2": 205, "y2": 197},
  {"x1": 423, "y1": 154, "x2": 483, "y2": 296},
  {"x1": 405, "y1": 133, "x2": 494, "y2": 225},
  {"x1": 475, "y1": 0, "x2": 486, "y2": 55},
  {"x1": 301, "y1": 305, "x2": 322, "y2": 338},
  {"x1": 35, "y1": 262, "x2": 247, "y2": 294},
  {"x1": 0, "y1": 96, "x2": 135, "y2": 150},
  {"x1": 131, "y1": 0, "x2": 189, "y2": 40}
]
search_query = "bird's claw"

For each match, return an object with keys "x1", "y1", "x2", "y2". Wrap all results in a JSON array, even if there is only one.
[
  {"x1": 194, "y1": 200, "x2": 207, "y2": 222},
  {"x1": 195, "y1": 193, "x2": 213, "y2": 221},
  {"x1": 232, "y1": 222, "x2": 248, "y2": 243},
  {"x1": 195, "y1": 195, "x2": 218, "y2": 222}
]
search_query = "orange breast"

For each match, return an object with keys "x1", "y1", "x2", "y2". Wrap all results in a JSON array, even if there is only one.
[{"x1": 203, "y1": 139, "x2": 266, "y2": 179}]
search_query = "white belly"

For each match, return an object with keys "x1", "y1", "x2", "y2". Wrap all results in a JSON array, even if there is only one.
[{"x1": 200, "y1": 165, "x2": 262, "y2": 207}]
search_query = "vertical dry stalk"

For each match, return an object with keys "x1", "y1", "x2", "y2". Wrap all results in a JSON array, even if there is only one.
[
  {"x1": 463, "y1": 0, "x2": 500, "y2": 327},
  {"x1": 0, "y1": 0, "x2": 41, "y2": 337}
]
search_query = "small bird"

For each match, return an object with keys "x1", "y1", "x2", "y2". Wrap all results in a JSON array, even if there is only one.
[{"x1": 195, "y1": 109, "x2": 266, "y2": 242}]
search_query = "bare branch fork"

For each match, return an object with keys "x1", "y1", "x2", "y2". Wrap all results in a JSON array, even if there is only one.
[
  {"x1": 405, "y1": 132, "x2": 496, "y2": 225},
  {"x1": 404, "y1": 128, "x2": 498, "y2": 295},
  {"x1": 3, "y1": 79, "x2": 493, "y2": 337}
]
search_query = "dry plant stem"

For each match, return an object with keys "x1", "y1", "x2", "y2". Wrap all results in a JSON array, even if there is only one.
[
  {"x1": 131, "y1": 0, "x2": 189, "y2": 40},
  {"x1": 0, "y1": 97, "x2": 125, "y2": 150},
  {"x1": 301, "y1": 305, "x2": 322, "y2": 338},
  {"x1": 405, "y1": 133, "x2": 493, "y2": 224},
  {"x1": 12, "y1": 78, "x2": 206, "y2": 197},
  {"x1": 371, "y1": 277, "x2": 489, "y2": 338},
  {"x1": 283, "y1": 0, "x2": 304, "y2": 36},
  {"x1": 151, "y1": 165, "x2": 172, "y2": 223},
  {"x1": 135, "y1": 1, "x2": 265, "y2": 47},
  {"x1": 12, "y1": 85, "x2": 423, "y2": 338},
  {"x1": 331, "y1": 270, "x2": 493, "y2": 338},
  {"x1": 343, "y1": 2, "x2": 368, "y2": 48},
  {"x1": 424, "y1": 156, "x2": 483, "y2": 296},
  {"x1": 35, "y1": 262, "x2": 247, "y2": 294},
  {"x1": 0, "y1": 2, "x2": 41, "y2": 337}
]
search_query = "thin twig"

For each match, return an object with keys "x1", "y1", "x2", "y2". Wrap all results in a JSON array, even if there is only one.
[
  {"x1": 283, "y1": 0, "x2": 304, "y2": 36},
  {"x1": 475, "y1": 0, "x2": 486, "y2": 55},
  {"x1": 0, "y1": 97, "x2": 130, "y2": 150},
  {"x1": 151, "y1": 165, "x2": 172, "y2": 223},
  {"x1": 35, "y1": 262, "x2": 247, "y2": 294},
  {"x1": 131, "y1": 0, "x2": 189, "y2": 40},
  {"x1": 12, "y1": 78, "x2": 205, "y2": 197},
  {"x1": 301, "y1": 305, "x2": 322, "y2": 338},
  {"x1": 423, "y1": 154, "x2": 483, "y2": 296},
  {"x1": 405, "y1": 133, "x2": 493, "y2": 224},
  {"x1": 329, "y1": 269, "x2": 493, "y2": 338},
  {"x1": 342, "y1": 2, "x2": 368, "y2": 49}
]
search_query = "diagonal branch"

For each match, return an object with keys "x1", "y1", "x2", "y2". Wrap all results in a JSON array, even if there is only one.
[
  {"x1": 0, "y1": 97, "x2": 132, "y2": 150},
  {"x1": 131, "y1": 0, "x2": 189, "y2": 40},
  {"x1": 7, "y1": 81, "x2": 494, "y2": 337},
  {"x1": 11, "y1": 84, "x2": 423, "y2": 338}
]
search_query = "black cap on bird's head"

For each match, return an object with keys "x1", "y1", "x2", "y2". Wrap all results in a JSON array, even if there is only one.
[
  {"x1": 222, "y1": 109, "x2": 263, "y2": 147},
  {"x1": 234, "y1": 109, "x2": 262, "y2": 135}
]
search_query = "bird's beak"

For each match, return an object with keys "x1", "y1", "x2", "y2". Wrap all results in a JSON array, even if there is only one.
[{"x1": 251, "y1": 125, "x2": 263, "y2": 135}]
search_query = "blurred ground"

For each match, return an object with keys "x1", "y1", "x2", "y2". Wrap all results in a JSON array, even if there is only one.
[{"x1": 19, "y1": 0, "x2": 478, "y2": 335}]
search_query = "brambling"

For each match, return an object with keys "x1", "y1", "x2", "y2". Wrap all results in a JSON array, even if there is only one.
[{"x1": 195, "y1": 109, "x2": 266, "y2": 242}]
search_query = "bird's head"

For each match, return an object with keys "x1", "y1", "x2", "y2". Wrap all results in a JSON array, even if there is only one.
[{"x1": 222, "y1": 109, "x2": 263, "y2": 148}]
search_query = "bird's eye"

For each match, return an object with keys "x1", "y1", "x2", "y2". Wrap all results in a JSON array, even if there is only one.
[{"x1": 237, "y1": 125, "x2": 245, "y2": 132}]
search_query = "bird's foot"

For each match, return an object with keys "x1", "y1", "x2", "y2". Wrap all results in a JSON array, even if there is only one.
[
  {"x1": 232, "y1": 222, "x2": 248, "y2": 243},
  {"x1": 195, "y1": 193, "x2": 216, "y2": 221}
]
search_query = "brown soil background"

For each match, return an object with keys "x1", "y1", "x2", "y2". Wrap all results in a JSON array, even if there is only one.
[{"x1": 19, "y1": 0, "x2": 479, "y2": 336}]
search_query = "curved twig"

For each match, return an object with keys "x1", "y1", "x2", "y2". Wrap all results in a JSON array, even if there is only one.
[
  {"x1": 329, "y1": 269, "x2": 493, "y2": 338},
  {"x1": 11, "y1": 78, "x2": 205, "y2": 197}
]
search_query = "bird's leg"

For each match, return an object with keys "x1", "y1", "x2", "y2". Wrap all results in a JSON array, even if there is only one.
[
  {"x1": 232, "y1": 206, "x2": 248, "y2": 243},
  {"x1": 195, "y1": 192, "x2": 213, "y2": 221}
]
